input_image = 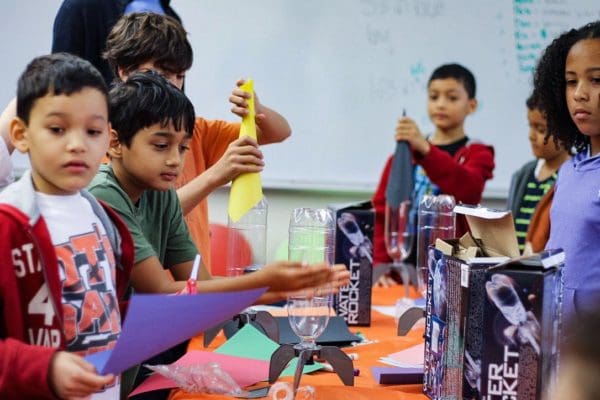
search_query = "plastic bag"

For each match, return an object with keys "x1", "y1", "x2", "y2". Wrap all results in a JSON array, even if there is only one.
[{"x1": 145, "y1": 362, "x2": 246, "y2": 395}]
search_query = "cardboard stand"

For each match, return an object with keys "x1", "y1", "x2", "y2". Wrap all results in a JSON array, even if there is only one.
[
  {"x1": 269, "y1": 344, "x2": 354, "y2": 393},
  {"x1": 203, "y1": 310, "x2": 279, "y2": 347},
  {"x1": 397, "y1": 306, "x2": 425, "y2": 336}
]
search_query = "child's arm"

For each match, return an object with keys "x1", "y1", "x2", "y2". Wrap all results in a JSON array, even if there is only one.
[
  {"x1": 49, "y1": 351, "x2": 114, "y2": 399},
  {"x1": 418, "y1": 144, "x2": 495, "y2": 204},
  {"x1": 0, "y1": 98, "x2": 16, "y2": 154},
  {"x1": 130, "y1": 255, "x2": 350, "y2": 301},
  {"x1": 177, "y1": 135, "x2": 265, "y2": 215},
  {"x1": 0, "y1": 338, "x2": 111, "y2": 398},
  {"x1": 229, "y1": 79, "x2": 292, "y2": 145},
  {"x1": 394, "y1": 116, "x2": 494, "y2": 204}
]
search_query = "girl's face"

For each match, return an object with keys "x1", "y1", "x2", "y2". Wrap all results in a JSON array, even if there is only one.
[{"x1": 565, "y1": 39, "x2": 600, "y2": 138}]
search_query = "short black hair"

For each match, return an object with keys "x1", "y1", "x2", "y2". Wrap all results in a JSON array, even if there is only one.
[
  {"x1": 428, "y1": 63, "x2": 477, "y2": 99},
  {"x1": 526, "y1": 92, "x2": 543, "y2": 111},
  {"x1": 16, "y1": 53, "x2": 108, "y2": 124},
  {"x1": 533, "y1": 21, "x2": 600, "y2": 153},
  {"x1": 104, "y1": 12, "x2": 193, "y2": 79},
  {"x1": 109, "y1": 70, "x2": 195, "y2": 146}
]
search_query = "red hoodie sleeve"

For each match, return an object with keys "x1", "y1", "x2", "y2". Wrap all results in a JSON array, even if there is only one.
[
  {"x1": 0, "y1": 208, "x2": 58, "y2": 398},
  {"x1": 372, "y1": 156, "x2": 394, "y2": 265},
  {"x1": 0, "y1": 338, "x2": 57, "y2": 399},
  {"x1": 417, "y1": 143, "x2": 495, "y2": 205}
]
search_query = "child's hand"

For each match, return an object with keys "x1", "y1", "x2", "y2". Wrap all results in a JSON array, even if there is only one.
[
  {"x1": 229, "y1": 79, "x2": 267, "y2": 124},
  {"x1": 395, "y1": 116, "x2": 430, "y2": 156},
  {"x1": 259, "y1": 261, "x2": 350, "y2": 294},
  {"x1": 49, "y1": 351, "x2": 114, "y2": 399},
  {"x1": 206, "y1": 136, "x2": 264, "y2": 186}
]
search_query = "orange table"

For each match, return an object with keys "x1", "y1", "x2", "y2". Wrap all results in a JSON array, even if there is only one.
[{"x1": 169, "y1": 286, "x2": 427, "y2": 400}]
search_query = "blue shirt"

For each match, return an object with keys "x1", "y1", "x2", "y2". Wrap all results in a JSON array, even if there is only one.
[{"x1": 546, "y1": 149, "x2": 600, "y2": 319}]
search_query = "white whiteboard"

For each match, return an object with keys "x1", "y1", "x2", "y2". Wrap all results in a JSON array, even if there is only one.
[{"x1": 1, "y1": 0, "x2": 599, "y2": 196}]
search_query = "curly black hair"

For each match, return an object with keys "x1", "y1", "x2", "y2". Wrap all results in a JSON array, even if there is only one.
[{"x1": 533, "y1": 21, "x2": 600, "y2": 153}]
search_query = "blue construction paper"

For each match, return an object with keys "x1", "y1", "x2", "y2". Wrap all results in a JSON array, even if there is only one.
[{"x1": 85, "y1": 288, "x2": 266, "y2": 375}]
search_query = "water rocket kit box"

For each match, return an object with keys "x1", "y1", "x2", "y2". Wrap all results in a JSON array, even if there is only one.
[
  {"x1": 424, "y1": 206, "x2": 519, "y2": 400},
  {"x1": 480, "y1": 250, "x2": 563, "y2": 400},
  {"x1": 328, "y1": 201, "x2": 373, "y2": 326},
  {"x1": 423, "y1": 205, "x2": 563, "y2": 400}
]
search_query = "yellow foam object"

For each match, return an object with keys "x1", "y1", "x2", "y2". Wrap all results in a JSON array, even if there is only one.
[{"x1": 228, "y1": 79, "x2": 264, "y2": 222}]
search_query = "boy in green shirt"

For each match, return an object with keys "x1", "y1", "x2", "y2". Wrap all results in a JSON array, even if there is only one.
[{"x1": 88, "y1": 70, "x2": 348, "y2": 396}]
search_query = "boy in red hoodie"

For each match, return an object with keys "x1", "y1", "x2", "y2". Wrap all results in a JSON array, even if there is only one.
[
  {"x1": 0, "y1": 53, "x2": 134, "y2": 398},
  {"x1": 373, "y1": 64, "x2": 495, "y2": 280}
]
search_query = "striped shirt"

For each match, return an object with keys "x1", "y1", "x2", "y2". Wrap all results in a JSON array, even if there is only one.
[{"x1": 514, "y1": 169, "x2": 556, "y2": 251}]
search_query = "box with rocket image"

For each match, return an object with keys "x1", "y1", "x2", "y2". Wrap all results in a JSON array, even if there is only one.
[
  {"x1": 328, "y1": 201, "x2": 374, "y2": 326},
  {"x1": 422, "y1": 205, "x2": 563, "y2": 400},
  {"x1": 480, "y1": 250, "x2": 563, "y2": 400},
  {"x1": 423, "y1": 239, "x2": 503, "y2": 400}
]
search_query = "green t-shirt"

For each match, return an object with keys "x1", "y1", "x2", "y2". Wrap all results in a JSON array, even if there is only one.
[{"x1": 88, "y1": 164, "x2": 197, "y2": 267}]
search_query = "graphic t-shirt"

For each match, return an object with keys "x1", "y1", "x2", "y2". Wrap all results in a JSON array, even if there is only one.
[{"x1": 36, "y1": 191, "x2": 121, "y2": 399}]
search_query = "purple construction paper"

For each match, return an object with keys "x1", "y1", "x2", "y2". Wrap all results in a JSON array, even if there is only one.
[
  {"x1": 371, "y1": 366, "x2": 423, "y2": 385},
  {"x1": 86, "y1": 288, "x2": 266, "y2": 375},
  {"x1": 85, "y1": 350, "x2": 112, "y2": 373}
]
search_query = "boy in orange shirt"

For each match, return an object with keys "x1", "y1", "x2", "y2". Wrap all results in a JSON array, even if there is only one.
[{"x1": 104, "y1": 12, "x2": 291, "y2": 271}]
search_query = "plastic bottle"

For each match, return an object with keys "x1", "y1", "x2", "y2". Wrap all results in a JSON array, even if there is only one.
[
  {"x1": 416, "y1": 194, "x2": 456, "y2": 297},
  {"x1": 288, "y1": 208, "x2": 335, "y2": 267},
  {"x1": 227, "y1": 196, "x2": 268, "y2": 276}
]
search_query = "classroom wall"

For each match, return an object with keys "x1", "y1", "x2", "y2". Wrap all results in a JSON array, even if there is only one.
[
  {"x1": 0, "y1": 1, "x2": 589, "y2": 262},
  {"x1": 175, "y1": 0, "x2": 599, "y2": 197}
]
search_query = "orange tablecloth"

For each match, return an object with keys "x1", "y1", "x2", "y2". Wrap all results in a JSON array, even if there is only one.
[{"x1": 169, "y1": 286, "x2": 427, "y2": 400}]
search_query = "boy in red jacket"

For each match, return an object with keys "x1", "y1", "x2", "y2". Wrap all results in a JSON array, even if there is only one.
[
  {"x1": 0, "y1": 53, "x2": 134, "y2": 398},
  {"x1": 373, "y1": 64, "x2": 495, "y2": 280}
]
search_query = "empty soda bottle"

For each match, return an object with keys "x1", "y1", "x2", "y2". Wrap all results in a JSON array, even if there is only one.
[
  {"x1": 227, "y1": 196, "x2": 268, "y2": 276},
  {"x1": 416, "y1": 194, "x2": 456, "y2": 297}
]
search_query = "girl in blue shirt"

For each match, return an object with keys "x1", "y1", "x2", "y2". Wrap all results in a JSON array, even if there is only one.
[{"x1": 533, "y1": 20, "x2": 600, "y2": 319}]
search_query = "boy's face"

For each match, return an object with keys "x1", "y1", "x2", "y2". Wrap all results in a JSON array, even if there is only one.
[
  {"x1": 119, "y1": 61, "x2": 186, "y2": 90},
  {"x1": 112, "y1": 122, "x2": 190, "y2": 195},
  {"x1": 527, "y1": 107, "x2": 564, "y2": 160},
  {"x1": 11, "y1": 89, "x2": 109, "y2": 195},
  {"x1": 426, "y1": 78, "x2": 476, "y2": 131}
]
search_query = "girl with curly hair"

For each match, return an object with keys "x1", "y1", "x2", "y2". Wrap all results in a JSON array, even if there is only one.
[{"x1": 533, "y1": 20, "x2": 600, "y2": 320}]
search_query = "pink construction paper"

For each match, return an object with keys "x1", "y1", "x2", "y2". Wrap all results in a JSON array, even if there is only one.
[
  {"x1": 85, "y1": 288, "x2": 266, "y2": 375},
  {"x1": 387, "y1": 342, "x2": 425, "y2": 365},
  {"x1": 129, "y1": 351, "x2": 269, "y2": 397}
]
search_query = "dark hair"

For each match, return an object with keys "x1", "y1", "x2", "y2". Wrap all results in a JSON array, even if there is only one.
[
  {"x1": 109, "y1": 70, "x2": 195, "y2": 146},
  {"x1": 16, "y1": 53, "x2": 108, "y2": 124},
  {"x1": 533, "y1": 21, "x2": 600, "y2": 153},
  {"x1": 104, "y1": 12, "x2": 193, "y2": 79},
  {"x1": 526, "y1": 93, "x2": 543, "y2": 111},
  {"x1": 428, "y1": 63, "x2": 476, "y2": 99}
]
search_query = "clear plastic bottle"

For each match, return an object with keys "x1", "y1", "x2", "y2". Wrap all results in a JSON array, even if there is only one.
[
  {"x1": 227, "y1": 196, "x2": 268, "y2": 276},
  {"x1": 288, "y1": 208, "x2": 335, "y2": 301},
  {"x1": 288, "y1": 208, "x2": 335, "y2": 266},
  {"x1": 416, "y1": 194, "x2": 456, "y2": 297}
]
